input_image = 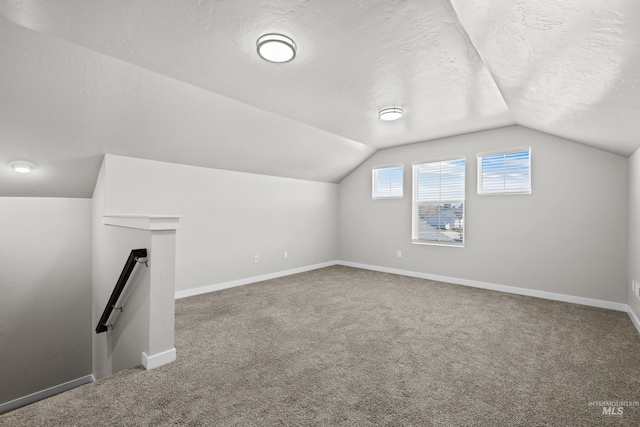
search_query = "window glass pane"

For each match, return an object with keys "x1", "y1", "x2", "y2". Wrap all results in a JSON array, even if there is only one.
[
  {"x1": 373, "y1": 166, "x2": 403, "y2": 198},
  {"x1": 412, "y1": 159, "x2": 465, "y2": 245},
  {"x1": 478, "y1": 149, "x2": 531, "y2": 195}
]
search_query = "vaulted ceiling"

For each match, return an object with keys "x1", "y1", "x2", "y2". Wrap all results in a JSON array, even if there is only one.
[{"x1": 1, "y1": 0, "x2": 638, "y2": 197}]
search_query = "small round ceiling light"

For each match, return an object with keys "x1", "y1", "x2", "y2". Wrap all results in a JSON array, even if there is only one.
[
  {"x1": 8, "y1": 160, "x2": 36, "y2": 173},
  {"x1": 379, "y1": 107, "x2": 404, "y2": 121},
  {"x1": 257, "y1": 33, "x2": 296, "y2": 63}
]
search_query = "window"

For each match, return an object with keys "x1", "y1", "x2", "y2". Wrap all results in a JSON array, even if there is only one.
[
  {"x1": 412, "y1": 159, "x2": 465, "y2": 245},
  {"x1": 478, "y1": 149, "x2": 531, "y2": 195},
  {"x1": 372, "y1": 165, "x2": 403, "y2": 199}
]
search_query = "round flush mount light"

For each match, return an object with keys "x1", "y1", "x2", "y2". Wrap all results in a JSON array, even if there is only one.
[
  {"x1": 8, "y1": 160, "x2": 36, "y2": 173},
  {"x1": 257, "y1": 33, "x2": 297, "y2": 63},
  {"x1": 379, "y1": 107, "x2": 404, "y2": 121}
]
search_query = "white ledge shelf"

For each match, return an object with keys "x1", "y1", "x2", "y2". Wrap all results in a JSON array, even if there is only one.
[{"x1": 102, "y1": 214, "x2": 181, "y2": 231}]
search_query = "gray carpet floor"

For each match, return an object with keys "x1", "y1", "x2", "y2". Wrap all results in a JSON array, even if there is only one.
[{"x1": 2, "y1": 266, "x2": 639, "y2": 426}]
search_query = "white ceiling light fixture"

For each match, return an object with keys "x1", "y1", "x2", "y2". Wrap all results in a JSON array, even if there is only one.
[
  {"x1": 379, "y1": 107, "x2": 404, "y2": 121},
  {"x1": 8, "y1": 160, "x2": 36, "y2": 173},
  {"x1": 257, "y1": 33, "x2": 297, "y2": 63}
]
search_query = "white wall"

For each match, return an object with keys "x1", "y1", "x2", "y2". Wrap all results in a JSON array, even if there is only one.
[
  {"x1": 92, "y1": 161, "x2": 152, "y2": 379},
  {"x1": 102, "y1": 154, "x2": 338, "y2": 293},
  {"x1": 628, "y1": 149, "x2": 640, "y2": 321},
  {"x1": 0, "y1": 197, "x2": 91, "y2": 405},
  {"x1": 339, "y1": 126, "x2": 628, "y2": 303}
]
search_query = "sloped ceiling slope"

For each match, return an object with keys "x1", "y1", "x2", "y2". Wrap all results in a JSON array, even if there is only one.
[
  {"x1": 0, "y1": 0, "x2": 638, "y2": 198},
  {"x1": 451, "y1": 0, "x2": 640, "y2": 156},
  {"x1": 0, "y1": 18, "x2": 374, "y2": 197}
]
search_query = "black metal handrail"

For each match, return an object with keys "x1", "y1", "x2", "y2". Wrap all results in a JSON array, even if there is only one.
[{"x1": 95, "y1": 248, "x2": 148, "y2": 333}]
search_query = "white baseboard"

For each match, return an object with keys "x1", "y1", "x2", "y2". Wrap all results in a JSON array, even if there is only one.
[
  {"x1": 337, "y1": 260, "x2": 629, "y2": 312},
  {"x1": 0, "y1": 374, "x2": 94, "y2": 414},
  {"x1": 175, "y1": 261, "x2": 338, "y2": 299},
  {"x1": 142, "y1": 348, "x2": 176, "y2": 370},
  {"x1": 628, "y1": 306, "x2": 640, "y2": 335}
]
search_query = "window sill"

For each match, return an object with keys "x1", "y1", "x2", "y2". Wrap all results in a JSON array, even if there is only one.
[{"x1": 412, "y1": 241, "x2": 464, "y2": 248}]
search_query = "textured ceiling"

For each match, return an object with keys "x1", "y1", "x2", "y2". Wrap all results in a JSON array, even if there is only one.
[
  {"x1": 0, "y1": 18, "x2": 374, "y2": 197},
  {"x1": 451, "y1": 0, "x2": 640, "y2": 156},
  {"x1": 0, "y1": 0, "x2": 638, "y2": 197}
]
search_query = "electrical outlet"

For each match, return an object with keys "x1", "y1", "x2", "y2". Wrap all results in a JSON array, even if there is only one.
[
  {"x1": 254, "y1": 255, "x2": 260, "y2": 264},
  {"x1": 284, "y1": 251, "x2": 288, "y2": 259},
  {"x1": 397, "y1": 251, "x2": 402, "y2": 258}
]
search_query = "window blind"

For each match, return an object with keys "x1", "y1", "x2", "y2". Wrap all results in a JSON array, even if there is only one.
[
  {"x1": 478, "y1": 149, "x2": 531, "y2": 195},
  {"x1": 372, "y1": 165, "x2": 403, "y2": 199},
  {"x1": 412, "y1": 159, "x2": 465, "y2": 245}
]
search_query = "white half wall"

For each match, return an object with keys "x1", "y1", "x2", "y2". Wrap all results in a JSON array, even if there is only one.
[
  {"x1": 101, "y1": 215, "x2": 180, "y2": 373},
  {"x1": 338, "y1": 126, "x2": 628, "y2": 304},
  {"x1": 0, "y1": 197, "x2": 92, "y2": 406},
  {"x1": 628, "y1": 148, "x2": 640, "y2": 323},
  {"x1": 101, "y1": 154, "x2": 339, "y2": 294},
  {"x1": 92, "y1": 162, "x2": 152, "y2": 379}
]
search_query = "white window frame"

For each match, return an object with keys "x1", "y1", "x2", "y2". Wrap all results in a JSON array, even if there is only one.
[
  {"x1": 372, "y1": 165, "x2": 404, "y2": 199},
  {"x1": 412, "y1": 158, "x2": 466, "y2": 247},
  {"x1": 477, "y1": 148, "x2": 531, "y2": 195}
]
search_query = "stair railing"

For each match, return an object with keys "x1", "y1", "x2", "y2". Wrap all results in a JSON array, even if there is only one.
[{"x1": 95, "y1": 248, "x2": 148, "y2": 333}]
